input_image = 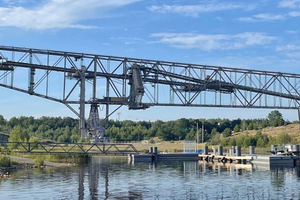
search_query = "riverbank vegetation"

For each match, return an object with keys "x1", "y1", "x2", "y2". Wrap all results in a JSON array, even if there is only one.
[
  {"x1": 0, "y1": 154, "x2": 11, "y2": 167},
  {"x1": 0, "y1": 110, "x2": 298, "y2": 150}
]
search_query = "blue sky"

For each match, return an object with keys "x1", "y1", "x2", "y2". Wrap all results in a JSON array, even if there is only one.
[{"x1": 0, "y1": 0, "x2": 300, "y2": 121}]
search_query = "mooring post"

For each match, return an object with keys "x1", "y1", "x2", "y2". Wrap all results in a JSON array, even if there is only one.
[
  {"x1": 203, "y1": 146, "x2": 208, "y2": 155},
  {"x1": 235, "y1": 146, "x2": 241, "y2": 156},
  {"x1": 293, "y1": 144, "x2": 300, "y2": 156},
  {"x1": 149, "y1": 147, "x2": 153, "y2": 154},
  {"x1": 249, "y1": 146, "x2": 255, "y2": 155},
  {"x1": 213, "y1": 147, "x2": 216, "y2": 155},
  {"x1": 218, "y1": 146, "x2": 223, "y2": 156},
  {"x1": 153, "y1": 147, "x2": 158, "y2": 162}
]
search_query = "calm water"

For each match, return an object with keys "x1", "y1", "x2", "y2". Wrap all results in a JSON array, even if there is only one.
[{"x1": 1, "y1": 156, "x2": 300, "y2": 199}]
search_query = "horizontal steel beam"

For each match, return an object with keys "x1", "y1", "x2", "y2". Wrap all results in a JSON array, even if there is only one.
[{"x1": 1, "y1": 45, "x2": 300, "y2": 77}]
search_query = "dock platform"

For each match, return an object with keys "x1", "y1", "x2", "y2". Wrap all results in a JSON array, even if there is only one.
[
  {"x1": 130, "y1": 153, "x2": 300, "y2": 168},
  {"x1": 129, "y1": 145, "x2": 300, "y2": 169},
  {"x1": 129, "y1": 153, "x2": 199, "y2": 162}
]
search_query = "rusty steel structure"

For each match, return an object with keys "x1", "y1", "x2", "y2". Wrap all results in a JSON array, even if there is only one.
[{"x1": 1, "y1": 45, "x2": 300, "y2": 138}]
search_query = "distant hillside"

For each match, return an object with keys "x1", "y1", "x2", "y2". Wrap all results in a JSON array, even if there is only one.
[{"x1": 236, "y1": 124, "x2": 299, "y2": 137}]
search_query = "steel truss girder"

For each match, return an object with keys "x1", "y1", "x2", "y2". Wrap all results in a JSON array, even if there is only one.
[
  {"x1": 0, "y1": 45, "x2": 300, "y2": 115},
  {"x1": 0, "y1": 142, "x2": 139, "y2": 155}
]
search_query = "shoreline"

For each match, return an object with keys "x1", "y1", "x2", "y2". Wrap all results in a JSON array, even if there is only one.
[
  {"x1": 0, "y1": 155, "x2": 74, "y2": 178},
  {"x1": 9, "y1": 155, "x2": 73, "y2": 167}
]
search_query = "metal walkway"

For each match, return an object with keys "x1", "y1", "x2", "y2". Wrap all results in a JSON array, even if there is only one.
[{"x1": 0, "y1": 142, "x2": 139, "y2": 155}]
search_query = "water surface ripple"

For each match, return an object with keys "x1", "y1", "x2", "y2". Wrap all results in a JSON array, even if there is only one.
[{"x1": 1, "y1": 156, "x2": 300, "y2": 199}]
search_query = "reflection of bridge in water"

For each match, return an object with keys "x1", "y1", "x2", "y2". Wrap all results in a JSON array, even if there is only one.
[
  {"x1": 78, "y1": 156, "x2": 143, "y2": 200},
  {"x1": 1, "y1": 45, "x2": 300, "y2": 139}
]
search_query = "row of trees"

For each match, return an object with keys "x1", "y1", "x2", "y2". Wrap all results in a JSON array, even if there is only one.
[
  {"x1": 211, "y1": 131, "x2": 292, "y2": 148},
  {"x1": 0, "y1": 116, "x2": 80, "y2": 143},
  {"x1": 0, "y1": 110, "x2": 294, "y2": 146}
]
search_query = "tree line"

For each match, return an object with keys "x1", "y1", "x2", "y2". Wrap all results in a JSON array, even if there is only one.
[{"x1": 0, "y1": 110, "x2": 295, "y2": 147}]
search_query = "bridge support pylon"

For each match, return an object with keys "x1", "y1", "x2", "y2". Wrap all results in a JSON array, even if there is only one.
[{"x1": 80, "y1": 65, "x2": 86, "y2": 139}]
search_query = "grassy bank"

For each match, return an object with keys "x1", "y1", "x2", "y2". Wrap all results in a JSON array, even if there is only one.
[{"x1": 13, "y1": 153, "x2": 89, "y2": 164}]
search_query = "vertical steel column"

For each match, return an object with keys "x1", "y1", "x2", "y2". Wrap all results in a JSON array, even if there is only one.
[
  {"x1": 259, "y1": 74, "x2": 261, "y2": 106},
  {"x1": 80, "y1": 65, "x2": 86, "y2": 139},
  {"x1": 105, "y1": 60, "x2": 110, "y2": 128},
  {"x1": 250, "y1": 73, "x2": 252, "y2": 104},
  {"x1": 63, "y1": 54, "x2": 67, "y2": 99},
  {"x1": 219, "y1": 70, "x2": 221, "y2": 105},
  {"x1": 93, "y1": 56, "x2": 97, "y2": 100},
  {"x1": 122, "y1": 60, "x2": 127, "y2": 98},
  {"x1": 28, "y1": 50, "x2": 35, "y2": 94},
  {"x1": 46, "y1": 53, "x2": 50, "y2": 96},
  {"x1": 265, "y1": 75, "x2": 267, "y2": 106},
  {"x1": 11, "y1": 51, "x2": 15, "y2": 87}
]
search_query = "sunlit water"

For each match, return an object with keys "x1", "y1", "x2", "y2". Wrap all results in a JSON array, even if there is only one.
[{"x1": 1, "y1": 156, "x2": 300, "y2": 199}]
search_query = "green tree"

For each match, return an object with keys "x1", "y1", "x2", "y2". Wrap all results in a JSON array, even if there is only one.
[
  {"x1": 222, "y1": 128, "x2": 232, "y2": 137},
  {"x1": 233, "y1": 124, "x2": 240, "y2": 133},
  {"x1": 220, "y1": 138, "x2": 230, "y2": 146},
  {"x1": 0, "y1": 115, "x2": 6, "y2": 126},
  {"x1": 209, "y1": 133, "x2": 221, "y2": 145},
  {"x1": 235, "y1": 134, "x2": 246, "y2": 146},
  {"x1": 185, "y1": 127, "x2": 196, "y2": 140},
  {"x1": 254, "y1": 131, "x2": 269, "y2": 147},
  {"x1": 210, "y1": 128, "x2": 218, "y2": 136},
  {"x1": 247, "y1": 122, "x2": 254, "y2": 130},
  {"x1": 256, "y1": 138, "x2": 266, "y2": 147},
  {"x1": 243, "y1": 136, "x2": 256, "y2": 148},
  {"x1": 268, "y1": 110, "x2": 284, "y2": 127},
  {"x1": 9, "y1": 125, "x2": 28, "y2": 142},
  {"x1": 228, "y1": 137, "x2": 236, "y2": 146}
]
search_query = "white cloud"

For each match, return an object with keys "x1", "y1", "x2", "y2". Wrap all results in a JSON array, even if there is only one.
[
  {"x1": 286, "y1": 30, "x2": 300, "y2": 34},
  {"x1": 0, "y1": 0, "x2": 140, "y2": 29},
  {"x1": 276, "y1": 44, "x2": 300, "y2": 59},
  {"x1": 239, "y1": 11, "x2": 300, "y2": 22},
  {"x1": 253, "y1": 13, "x2": 286, "y2": 20},
  {"x1": 148, "y1": 3, "x2": 255, "y2": 17},
  {"x1": 3, "y1": 0, "x2": 28, "y2": 5},
  {"x1": 239, "y1": 13, "x2": 287, "y2": 22},
  {"x1": 286, "y1": 51, "x2": 300, "y2": 58},
  {"x1": 276, "y1": 44, "x2": 300, "y2": 51},
  {"x1": 151, "y1": 32, "x2": 275, "y2": 51},
  {"x1": 289, "y1": 11, "x2": 300, "y2": 16},
  {"x1": 279, "y1": 0, "x2": 300, "y2": 8}
]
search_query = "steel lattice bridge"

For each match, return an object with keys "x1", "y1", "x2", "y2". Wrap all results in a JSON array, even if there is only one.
[
  {"x1": 0, "y1": 141, "x2": 139, "y2": 155},
  {"x1": 0, "y1": 45, "x2": 300, "y2": 138}
]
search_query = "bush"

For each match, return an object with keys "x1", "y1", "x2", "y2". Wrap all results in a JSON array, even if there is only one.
[
  {"x1": 149, "y1": 138, "x2": 155, "y2": 144},
  {"x1": 34, "y1": 156, "x2": 44, "y2": 167},
  {"x1": 276, "y1": 133, "x2": 291, "y2": 144},
  {"x1": 0, "y1": 154, "x2": 11, "y2": 167}
]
